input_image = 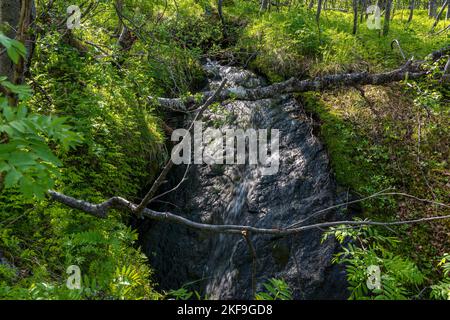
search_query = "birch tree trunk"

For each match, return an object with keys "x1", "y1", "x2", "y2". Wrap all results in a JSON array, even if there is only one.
[{"x1": 260, "y1": 0, "x2": 270, "y2": 11}]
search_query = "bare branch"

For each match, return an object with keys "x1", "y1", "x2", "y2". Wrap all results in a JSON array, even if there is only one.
[
  {"x1": 133, "y1": 79, "x2": 227, "y2": 216},
  {"x1": 48, "y1": 190, "x2": 450, "y2": 237},
  {"x1": 391, "y1": 39, "x2": 407, "y2": 61},
  {"x1": 288, "y1": 190, "x2": 450, "y2": 229},
  {"x1": 148, "y1": 163, "x2": 190, "y2": 204},
  {"x1": 287, "y1": 188, "x2": 394, "y2": 228}
]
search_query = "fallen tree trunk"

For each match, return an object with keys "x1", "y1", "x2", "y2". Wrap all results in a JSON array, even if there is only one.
[
  {"x1": 150, "y1": 64, "x2": 424, "y2": 110},
  {"x1": 149, "y1": 46, "x2": 450, "y2": 111}
]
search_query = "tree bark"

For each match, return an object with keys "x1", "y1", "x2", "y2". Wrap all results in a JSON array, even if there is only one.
[
  {"x1": 408, "y1": 0, "x2": 415, "y2": 22},
  {"x1": 217, "y1": 0, "x2": 227, "y2": 40},
  {"x1": 218, "y1": 0, "x2": 225, "y2": 24},
  {"x1": 383, "y1": 0, "x2": 393, "y2": 36},
  {"x1": 431, "y1": 0, "x2": 448, "y2": 31},
  {"x1": 115, "y1": 0, "x2": 123, "y2": 36},
  {"x1": 316, "y1": 0, "x2": 323, "y2": 23},
  {"x1": 0, "y1": 0, "x2": 21, "y2": 81},
  {"x1": 447, "y1": 1, "x2": 450, "y2": 20},
  {"x1": 428, "y1": 0, "x2": 437, "y2": 17},
  {"x1": 13, "y1": 0, "x2": 34, "y2": 86},
  {"x1": 352, "y1": 0, "x2": 358, "y2": 34},
  {"x1": 360, "y1": 0, "x2": 366, "y2": 23},
  {"x1": 260, "y1": 0, "x2": 270, "y2": 11},
  {"x1": 114, "y1": 4, "x2": 137, "y2": 67},
  {"x1": 0, "y1": 0, "x2": 35, "y2": 188},
  {"x1": 150, "y1": 64, "x2": 425, "y2": 110},
  {"x1": 47, "y1": 189, "x2": 450, "y2": 236},
  {"x1": 0, "y1": 0, "x2": 35, "y2": 105}
]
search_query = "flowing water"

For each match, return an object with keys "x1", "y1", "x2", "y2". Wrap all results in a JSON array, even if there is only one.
[{"x1": 138, "y1": 61, "x2": 349, "y2": 299}]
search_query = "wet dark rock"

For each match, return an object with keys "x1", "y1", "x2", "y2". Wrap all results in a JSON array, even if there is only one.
[{"x1": 139, "y1": 61, "x2": 349, "y2": 299}]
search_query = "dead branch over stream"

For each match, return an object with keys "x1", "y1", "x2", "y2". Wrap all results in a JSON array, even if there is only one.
[
  {"x1": 149, "y1": 46, "x2": 450, "y2": 111},
  {"x1": 48, "y1": 190, "x2": 450, "y2": 236}
]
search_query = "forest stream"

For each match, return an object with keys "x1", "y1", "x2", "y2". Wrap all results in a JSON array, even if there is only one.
[
  {"x1": 138, "y1": 61, "x2": 350, "y2": 299},
  {"x1": 1, "y1": 0, "x2": 449, "y2": 303}
]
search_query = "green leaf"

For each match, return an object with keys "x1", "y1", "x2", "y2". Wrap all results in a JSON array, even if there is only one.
[
  {"x1": 8, "y1": 151, "x2": 36, "y2": 167},
  {"x1": 0, "y1": 142, "x2": 19, "y2": 154},
  {"x1": 0, "y1": 33, "x2": 12, "y2": 49},
  {"x1": 9, "y1": 120, "x2": 27, "y2": 133},
  {"x1": 18, "y1": 175, "x2": 35, "y2": 198},
  {"x1": 11, "y1": 39, "x2": 26, "y2": 59},
  {"x1": 0, "y1": 161, "x2": 10, "y2": 172},
  {"x1": 2, "y1": 105, "x2": 15, "y2": 121},
  {"x1": 6, "y1": 46, "x2": 19, "y2": 64},
  {"x1": 4, "y1": 168, "x2": 22, "y2": 188},
  {"x1": 0, "y1": 32, "x2": 26, "y2": 64},
  {"x1": 0, "y1": 80, "x2": 33, "y2": 98},
  {"x1": 255, "y1": 292, "x2": 273, "y2": 300},
  {"x1": 30, "y1": 142, "x2": 62, "y2": 166},
  {"x1": 16, "y1": 105, "x2": 28, "y2": 119}
]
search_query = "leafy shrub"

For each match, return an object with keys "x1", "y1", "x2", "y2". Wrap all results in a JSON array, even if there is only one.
[
  {"x1": 0, "y1": 21, "x2": 164, "y2": 298},
  {"x1": 430, "y1": 254, "x2": 450, "y2": 300},
  {"x1": 0, "y1": 33, "x2": 81, "y2": 199},
  {"x1": 255, "y1": 278, "x2": 292, "y2": 300},
  {"x1": 324, "y1": 224, "x2": 425, "y2": 300}
]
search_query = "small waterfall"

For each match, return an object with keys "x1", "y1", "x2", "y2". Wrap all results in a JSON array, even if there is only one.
[{"x1": 139, "y1": 61, "x2": 348, "y2": 299}]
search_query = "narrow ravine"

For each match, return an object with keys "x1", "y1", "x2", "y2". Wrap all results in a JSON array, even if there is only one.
[{"x1": 138, "y1": 61, "x2": 349, "y2": 299}]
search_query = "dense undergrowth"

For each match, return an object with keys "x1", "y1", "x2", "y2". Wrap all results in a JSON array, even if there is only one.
[{"x1": 0, "y1": 0, "x2": 449, "y2": 299}]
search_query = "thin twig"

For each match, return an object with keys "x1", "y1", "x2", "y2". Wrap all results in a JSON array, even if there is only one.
[
  {"x1": 134, "y1": 79, "x2": 227, "y2": 216},
  {"x1": 242, "y1": 230, "x2": 257, "y2": 298}
]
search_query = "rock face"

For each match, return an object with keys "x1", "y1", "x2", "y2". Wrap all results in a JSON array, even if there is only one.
[{"x1": 139, "y1": 61, "x2": 348, "y2": 299}]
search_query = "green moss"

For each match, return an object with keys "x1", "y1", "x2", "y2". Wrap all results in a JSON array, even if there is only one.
[{"x1": 300, "y1": 92, "x2": 396, "y2": 213}]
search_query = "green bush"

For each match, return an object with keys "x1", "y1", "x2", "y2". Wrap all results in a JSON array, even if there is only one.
[{"x1": 324, "y1": 224, "x2": 425, "y2": 300}]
